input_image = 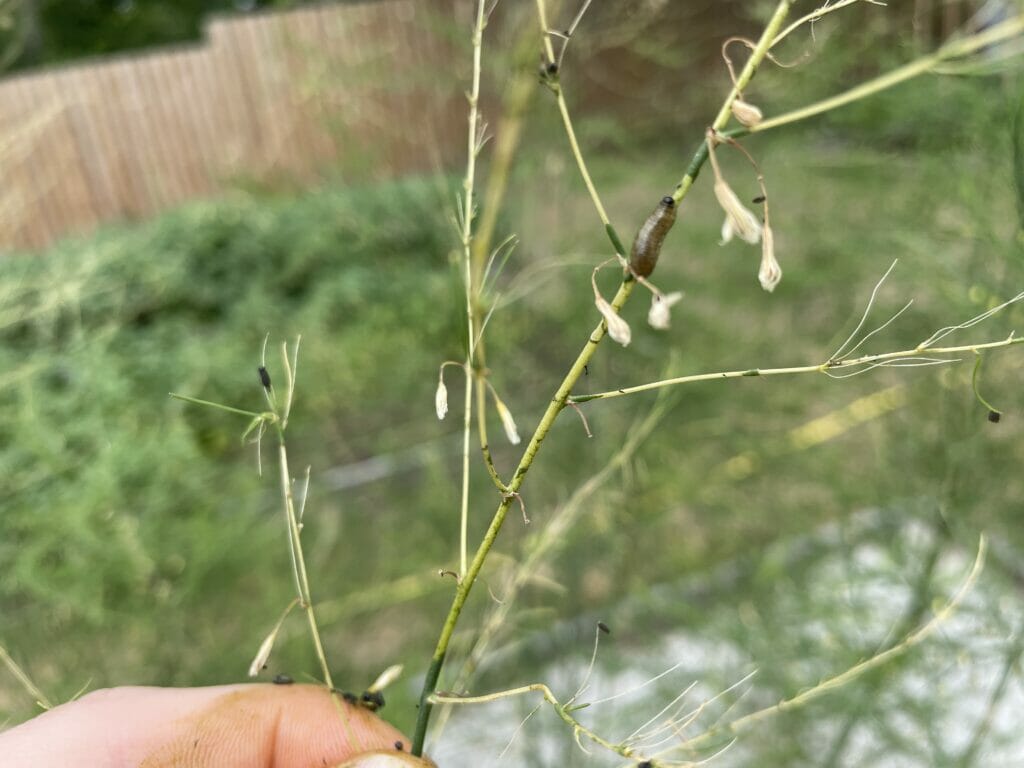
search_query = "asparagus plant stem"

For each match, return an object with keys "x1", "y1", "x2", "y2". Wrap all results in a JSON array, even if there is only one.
[
  {"x1": 275, "y1": 428, "x2": 334, "y2": 690},
  {"x1": 753, "y1": 14, "x2": 1024, "y2": 135},
  {"x1": 410, "y1": 2, "x2": 794, "y2": 756},
  {"x1": 412, "y1": 279, "x2": 634, "y2": 755},
  {"x1": 673, "y1": 1, "x2": 793, "y2": 203},
  {"x1": 570, "y1": 336, "x2": 1024, "y2": 403},
  {"x1": 457, "y1": 0, "x2": 488, "y2": 579}
]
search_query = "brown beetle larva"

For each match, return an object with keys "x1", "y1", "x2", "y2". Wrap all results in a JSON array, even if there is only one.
[{"x1": 629, "y1": 196, "x2": 677, "y2": 278}]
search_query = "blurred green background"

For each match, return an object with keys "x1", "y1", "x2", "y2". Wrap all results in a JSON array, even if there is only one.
[{"x1": 2, "y1": 1, "x2": 1024, "y2": 766}]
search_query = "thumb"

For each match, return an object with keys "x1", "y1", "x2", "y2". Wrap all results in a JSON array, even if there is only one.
[{"x1": 0, "y1": 684, "x2": 436, "y2": 767}]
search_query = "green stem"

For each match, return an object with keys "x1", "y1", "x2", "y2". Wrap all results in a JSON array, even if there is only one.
[
  {"x1": 476, "y1": 374, "x2": 510, "y2": 492},
  {"x1": 679, "y1": 536, "x2": 985, "y2": 752},
  {"x1": 971, "y1": 354, "x2": 1003, "y2": 416},
  {"x1": 673, "y1": 1, "x2": 793, "y2": 203},
  {"x1": 536, "y1": 0, "x2": 613, "y2": 230},
  {"x1": 411, "y1": 279, "x2": 635, "y2": 755},
  {"x1": 432, "y1": 683, "x2": 643, "y2": 763},
  {"x1": 274, "y1": 427, "x2": 334, "y2": 691},
  {"x1": 571, "y1": 337, "x2": 1024, "y2": 403},
  {"x1": 752, "y1": 15, "x2": 1024, "y2": 135},
  {"x1": 168, "y1": 393, "x2": 264, "y2": 419},
  {"x1": 458, "y1": 365, "x2": 473, "y2": 577},
  {"x1": 457, "y1": 0, "x2": 488, "y2": 580},
  {"x1": 410, "y1": 2, "x2": 794, "y2": 756},
  {"x1": 0, "y1": 642, "x2": 52, "y2": 710}
]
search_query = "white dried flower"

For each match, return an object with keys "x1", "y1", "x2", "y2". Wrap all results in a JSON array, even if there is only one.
[
  {"x1": 248, "y1": 627, "x2": 280, "y2": 678},
  {"x1": 494, "y1": 398, "x2": 521, "y2": 445},
  {"x1": 648, "y1": 291, "x2": 684, "y2": 330},
  {"x1": 595, "y1": 296, "x2": 631, "y2": 346},
  {"x1": 435, "y1": 377, "x2": 448, "y2": 420},
  {"x1": 731, "y1": 98, "x2": 763, "y2": 127},
  {"x1": 367, "y1": 664, "x2": 403, "y2": 694},
  {"x1": 758, "y1": 224, "x2": 782, "y2": 292},
  {"x1": 715, "y1": 179, "x2": 762, "y2": 245}
]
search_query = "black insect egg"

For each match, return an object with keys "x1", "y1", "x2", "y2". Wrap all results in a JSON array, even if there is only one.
[{"x1": 629, "y1": 196, "x2": 677, "y2": 278}]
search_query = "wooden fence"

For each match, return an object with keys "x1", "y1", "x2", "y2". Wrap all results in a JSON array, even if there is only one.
[
  {"x1": 0, "y1": 1, "x2": 467, "y2": 251},
  {"x1": 0, "y1": 0, "x2": 991, "y2": 251}
]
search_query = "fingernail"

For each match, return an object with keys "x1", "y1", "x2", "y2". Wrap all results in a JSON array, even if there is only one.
[{"x1": 334, "y1": 751, "x2": 436, "y2": 767}]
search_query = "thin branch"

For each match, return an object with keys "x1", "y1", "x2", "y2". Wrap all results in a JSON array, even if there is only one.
[
  {"x1": 0, "y1": 642, "x2": 53, "y2": 710},
  {"x1": 954, "y1": 627, "x2": 1024, "y2": 766},
  {"x1": 536, "y1": 0, "x2": 613, "y2": 230},
  {"x1": 571, "y1": 336, "x2": 1023, "y2": 404},
  {"x1": 772, "y1": 0, "x2": 887, "y2": 48},
  {"x1": 918, "y1": 291, "x2": 1024, "y2": 350},
  {"x1": 678, "y1": 536, "x2": 986, "y2": 752},
  {"x1": 838, "y1": 300, "x2": 914, "y2": 362},
  {"x1": 168, "y1": 393, "x2": 265, "y2": 420},
  {"x1": 623, "y1": 680, "x2": 698, "y2": 744},
  {"x1": 551, "y1": 0, "x2": 595, "y2": 69},
  {"x1": 971, "y1": 353, "x2": 1003, "y2": 417},
  {"x1": 475, "y1": 373, "x2": 511, "y2": 493},
  {"x1": 431, "y1": 683, "x2": 648, "y2": 764},
  {"x1": 831, "y1": 259, "x2": 899, "y2": 361},
  {"x1": 456, "y1": 0, "x2": 490, "y2": 580},
  {"x1": 752, "y1": 15, "x2": 1024, "y2": 135},
  {"x1": 430, "y1": 392, "x2": 676, "y2": 743},
  {"x1": 673, "y1": 2, "x2": 795, "y2": 203}
]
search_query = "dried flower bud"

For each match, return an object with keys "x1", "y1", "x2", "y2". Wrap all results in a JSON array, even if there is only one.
[
  {"x1": 494, "y1": 398, "x2": 521, "y2": 445},
  {"x1": 715, "y1": 180, "x2": 762, "y2": 245},
  {"x1": 368, "y1": 664, "x2": 403, "y2": 694},
  {"x1": 435, "y1": 377, "x2": 448, "y2": 420},
  {"x1": 248, "y1": 626, "x2": 280, "y2": 678},
  {"x1": 595, "y1": 296, "x2": 631, "y2": 346},
  {"x1": 731, "y1": 98, "x2": 763, "y2": 127},
  {"x1": 758, "y1": 224, "x2": 782, "y2": 292},
  {"x1": 648, "y1": 291, "x2": 684, "y2": 330}
]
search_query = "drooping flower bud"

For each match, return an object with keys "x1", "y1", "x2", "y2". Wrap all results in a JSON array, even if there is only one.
[
  {"x1": 435, "y1": 376, "x2": 449, "y2": 420},
  {"x1": 595, "y1": 296, "x2": 631, "y2": 346},
  {"x1": 367, "y1": 664, "x2": 403, "y2": 694},
  {"x1": 758, "y1": 224, "x2": 782, "y2": 292},
  {"x1": 248, "y1": 626, "x2": 280, "y2": 678},
  {"x1": 731, "y1": 98, "x2": 764, "y2": 127},
  {"x1": 648, "y1": 291, "x2": 684, "y2": 330},
  {"x1": 715, "y1": 179, "x2": 762, "y2": 245},
  {"x1": 493, "y1": 397, "x2": 521, "y2": 445}
]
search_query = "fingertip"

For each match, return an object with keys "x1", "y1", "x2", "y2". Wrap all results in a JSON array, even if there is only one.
[
  {"x1": 0, "y1": 684, "x2": 427, "y2": 768},
  {"x1": 137, "y1": 684, "x2": 416, "y2": 767}
]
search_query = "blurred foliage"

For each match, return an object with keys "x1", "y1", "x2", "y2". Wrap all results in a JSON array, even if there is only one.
[
  {"x1": 0, "y1": 178, "x2": 465, "y2": 711},
  {"x1": 8, "y1": 0, "x2": 315, "y2": 68}
]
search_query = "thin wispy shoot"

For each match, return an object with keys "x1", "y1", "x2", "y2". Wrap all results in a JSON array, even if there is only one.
[
  {"x1": 0, "y1": 642, "x2": 53, "y2": 711},
  {"x1": 676, "y1": 536, "x2": 986, "y2": 755}
]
